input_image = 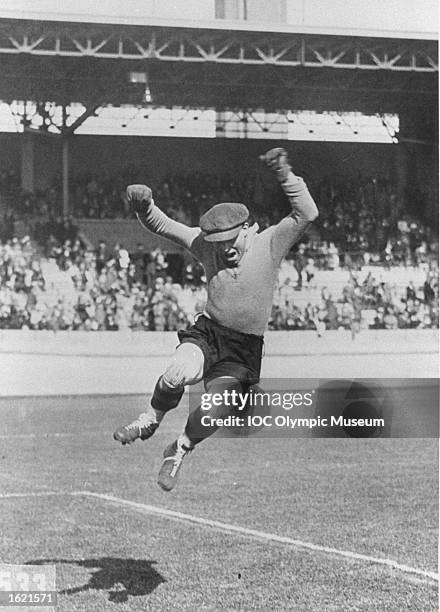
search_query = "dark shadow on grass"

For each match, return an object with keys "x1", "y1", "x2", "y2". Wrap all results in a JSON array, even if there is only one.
[{"x1": 27, "y1": 557, "x2": 166, "y2": 603}]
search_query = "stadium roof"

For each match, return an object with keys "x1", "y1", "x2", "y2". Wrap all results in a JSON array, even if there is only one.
[
  {"x1": 0, "y1": 19, "x2": 437, "y2": 71},
  {"x1": 0, "y1": 13, "x2": 437, "y2": 42},
  {"x1": 0, "y1": 18, "x2": 436, "y2": 116},
  {"x1": 0, "y1": 0, "x2": 437, "y2": 40},
  {"x1": 0, "y1": 1, "x2": 437, "y2": 124}
]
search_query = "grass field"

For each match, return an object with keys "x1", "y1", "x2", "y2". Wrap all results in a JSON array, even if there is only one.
[{"x1": 0, "y1": 395, "x2": 438, "y2": 611}]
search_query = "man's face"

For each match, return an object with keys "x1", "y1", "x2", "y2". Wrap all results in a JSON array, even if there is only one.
[{"x1": 213, "y1": 225, "x2": 248, "y2": 267}]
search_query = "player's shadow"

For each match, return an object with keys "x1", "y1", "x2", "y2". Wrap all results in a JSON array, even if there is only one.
[{"x1": 27, "y1": 557, "x2": 166, "y2": 603}]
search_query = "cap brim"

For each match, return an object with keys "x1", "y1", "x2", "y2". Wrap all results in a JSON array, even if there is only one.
[{"x1": 202, "y1": 226, "x2": 242, "y2": 242}]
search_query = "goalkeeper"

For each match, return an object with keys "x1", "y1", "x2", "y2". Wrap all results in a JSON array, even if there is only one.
[{"x1": 113, "y1": 148, "x2": 319, "y2": 491}]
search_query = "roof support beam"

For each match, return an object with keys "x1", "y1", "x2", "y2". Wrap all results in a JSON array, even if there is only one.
[
  {"x1": 0, "y1": 23, "x2": 436, "y2": 72},
  {"x1": 63, "y1": 103, "x2": 101, "y2": 136}
]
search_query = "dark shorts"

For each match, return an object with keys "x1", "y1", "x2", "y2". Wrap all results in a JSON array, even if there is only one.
[{"x1": 177, "y1": 315, "x2": 264, "y2": 385}]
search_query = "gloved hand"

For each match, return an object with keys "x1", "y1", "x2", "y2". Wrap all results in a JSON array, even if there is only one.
[
  {"x1": 126, "y1": 184, "x2": 153, "y2": 215},
  {"x1": 259, "y1": 148, "x2": 292, "y2": 182}
]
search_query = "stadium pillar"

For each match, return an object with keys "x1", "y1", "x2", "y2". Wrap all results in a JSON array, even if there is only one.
[
  {"x1": 21, "y1": 131, "x2": 35, "y2": 192},
  {"x1": 395, "y1": 145, "x2": 407, "y2": 215},
  {"x1": 62, "y1": 137, "x2": 69, "y2": 217},
  {"x1": 397, "y1": 104, "x2": 438, "y2": 218}
]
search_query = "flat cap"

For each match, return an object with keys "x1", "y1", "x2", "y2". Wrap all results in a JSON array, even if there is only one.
[{"x1": 200, "y1": 202, "x2": 249, "y2": 242}]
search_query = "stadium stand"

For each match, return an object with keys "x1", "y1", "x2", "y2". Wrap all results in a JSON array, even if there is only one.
[
  {"x1": 0, "y1": 219, "x2": 437, "y2": 332},
  {"x1": 1, "y1": 158, "x2": 437, "y2": 334}
]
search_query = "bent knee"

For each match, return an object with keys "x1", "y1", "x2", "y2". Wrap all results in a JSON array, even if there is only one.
[{"x1": 163, "y1": 343, "x2": 204, "y2": 387}]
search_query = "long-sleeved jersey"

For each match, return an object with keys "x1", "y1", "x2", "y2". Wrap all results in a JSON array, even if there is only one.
[{"x1": 137, "y1": 172, "x2": 318, "y2": 335}]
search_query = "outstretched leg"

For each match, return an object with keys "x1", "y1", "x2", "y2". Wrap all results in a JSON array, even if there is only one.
[
  {"x1": 113, "y1": 342, "x2": 205, "y2": 445},
  {"x1": 157, "y1": 376, "x2": 248, "y2": 491}
]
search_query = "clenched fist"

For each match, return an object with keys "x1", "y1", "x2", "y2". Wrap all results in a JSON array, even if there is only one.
[
  {"x1": 126, "y1": 184, "x2": 153, "y2": 215},
  {"x1": 259, "y1": 148, "x2": 291, "y2": 182}
]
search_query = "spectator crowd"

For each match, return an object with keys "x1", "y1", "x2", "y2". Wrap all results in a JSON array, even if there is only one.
[
  {"x1": 2, "y1": 165, "x2": 437, "y2": 269},
  {"x1": 270, "y1": 261, "x2": 438, "y2": 334},
  {"x1": 0, "y1": 236, "x2": 206, "y2": 332},
  {"x1": 0, "y1": 232, "x2": 437, "y2": 333},
  {"x1": 0, "y1": 163, "x2": 438, "y2": 333}
]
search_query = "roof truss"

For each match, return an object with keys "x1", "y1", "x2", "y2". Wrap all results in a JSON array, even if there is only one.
[{"x1": 0, "y1": 20, "x2": 437, "y2": 73}]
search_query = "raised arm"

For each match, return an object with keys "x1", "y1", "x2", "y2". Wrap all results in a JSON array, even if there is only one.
[
  {"x1": 260, "y1": 148, "x2": 319, "y2": 263},
  {"x1": 127, "y1": 184, "x2": 201, "y2": 252}
]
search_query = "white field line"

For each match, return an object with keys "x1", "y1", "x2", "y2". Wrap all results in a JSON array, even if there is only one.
[
  {"x1": 1, "y1": 489, "x2": 437, "y2": 584},
  {"x1": 0, "y1": 433, "x2": 77, "y2": 439},
  {"x1": 0, "y1": 491, "x2": 65, "y2": 498},
  {"x1": 75, "y1": 490, "x2": 438, "y2": 584}
]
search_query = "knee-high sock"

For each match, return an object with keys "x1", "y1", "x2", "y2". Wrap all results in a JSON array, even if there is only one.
[{"x1": 151, "y1": 376, "x2": 184, "y2": 412}]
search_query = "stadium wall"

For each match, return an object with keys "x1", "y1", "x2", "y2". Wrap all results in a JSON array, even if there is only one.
[{"x1": 0, "y1": 329, "x2": 437, "y2": 396}]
